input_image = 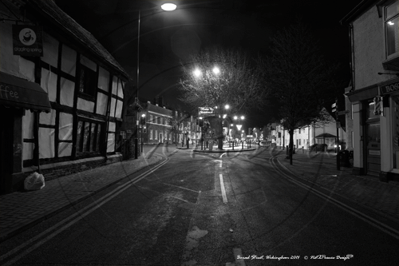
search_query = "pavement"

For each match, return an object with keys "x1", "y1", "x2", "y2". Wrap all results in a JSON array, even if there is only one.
[
  {"x1": 0, "y1": 146, "x2": 172, "y2": 242},
  {"x1": 0, "y1": 144, "x2": 398, "y2": 243},
  {"x1": 272, "y1": 147, "x2": 399, "y2": 222}
]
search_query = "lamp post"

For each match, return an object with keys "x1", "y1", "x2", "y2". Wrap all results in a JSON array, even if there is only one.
[
  {"x1": 140, "y1": 113, "x2": 146, "y2": 153},
  {"x1": 234, "y1": 115, "x2": 245, "y2": 149},
  {"x1": 134, "y1": 3, "x2": 176, "y2": 159}
]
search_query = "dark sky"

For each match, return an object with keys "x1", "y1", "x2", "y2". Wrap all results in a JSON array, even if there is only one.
[{"x1": 55, "y1": 0, "x2": 360, "y2": 128}]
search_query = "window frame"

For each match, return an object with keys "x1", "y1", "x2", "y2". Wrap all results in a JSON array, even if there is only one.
[
  {"x1": 79, "y1": 64, "x2": 97, "y2": 97},
  {"x1": 384, "y1": 0, "x2": 399, "y2": 59},
  {"x1": 76, "y1": 119, "x2": 103, "y2": 156}
]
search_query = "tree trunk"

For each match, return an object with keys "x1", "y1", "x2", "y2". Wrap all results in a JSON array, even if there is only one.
[
  {"x1": 289, "y1": 129, "x2": 294, "y2": 165},
  {"x1": 218, "y1": 138, "x2": 223, "y2": 150}
]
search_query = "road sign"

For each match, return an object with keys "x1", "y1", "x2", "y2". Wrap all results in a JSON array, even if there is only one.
[
  {"x1": 198, "y1": 107, "x2": 215, "y2": 117},
  {"x1": 331, "y1": 102, "x2": 336, "y2": 113}
]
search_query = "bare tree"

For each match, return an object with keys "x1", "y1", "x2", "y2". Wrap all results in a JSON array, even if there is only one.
[
  {"x1": 261, "y1": 22, "x2": 339, "y2": 164},
  {"x1": 179, "y1": 47, "x2": 268, "y2": 149}
]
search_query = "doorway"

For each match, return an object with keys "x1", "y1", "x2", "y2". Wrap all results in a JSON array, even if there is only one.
[
  {"x1": 0, "y1": 107, "x2": 14, "y2": 194},
  {"x1": 363, "y1": 101, "x2": 381, "y2": 176}
]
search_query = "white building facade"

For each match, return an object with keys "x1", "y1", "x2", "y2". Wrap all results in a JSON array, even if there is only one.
[
  {"x1": 271, "y1": 111, "x2": 346, "y2": 151},
  {"x1": 341, "y1": 0, "x2": 399, "y2": 181}
]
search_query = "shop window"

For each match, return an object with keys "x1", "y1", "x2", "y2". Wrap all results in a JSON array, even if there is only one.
[
  {"x1": 76, "y1": 120, "x2": 103, "y2": 155},
  {"x1": 393, "y1": 97, "x2": 399, "y2": 169},
  {"x1": 79, "y1": 65, "x2": 97, "y2": 97}
]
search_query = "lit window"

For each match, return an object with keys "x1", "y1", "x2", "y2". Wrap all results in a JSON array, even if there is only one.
[{"x1": 385, "y1": 0, "x2": 399, "y2": 57}]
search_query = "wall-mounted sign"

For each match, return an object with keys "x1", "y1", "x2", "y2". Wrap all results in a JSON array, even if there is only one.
[
  {"x1": 381, "y1": 81, "x2": 399, "y2": 94},
  {"x1": 12, "y1": 25, "x2": 43, "y2": 57},
  {"x1": 198, "y1": 107, "x2": 215, "y2": 117}
]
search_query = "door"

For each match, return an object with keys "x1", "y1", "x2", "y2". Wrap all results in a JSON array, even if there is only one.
[
  {"x1": 365, "y1": 122, "x2": 381, "y2": 176},
  {"x1": 364, "y1": 100, "x2": 381, "y2": 176},
  {"x1": 0, "y1": 107, "x2": 14, "y2": 194}
]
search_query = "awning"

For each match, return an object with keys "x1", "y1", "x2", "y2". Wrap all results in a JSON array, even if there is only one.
[
  {"x1": 315, "y1": 133, "x2": 336, "y2": 139},
  {"x1": 346, "y1": 85, "x2": 378, "y2": 103},
  {"x1": 0, "y1": 72, "x2": 51, "y2": 112}
]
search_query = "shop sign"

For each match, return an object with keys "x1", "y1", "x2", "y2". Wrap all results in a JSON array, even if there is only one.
[
  {"x1": 198, "y1": 107, "x2": 215, "y2": 117},
  {"x1": 381, "y1": 81, "x2": 399, "y2": 94},
  {"x1": 12, "y1": 25, "x2": 43, "y2": 57}
]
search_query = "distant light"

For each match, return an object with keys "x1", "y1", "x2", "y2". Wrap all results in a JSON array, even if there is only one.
[
  {"x1": 223, "y1": 114, "x2": 227, "y2": 119},
  {"x1": 241, "y1": 115, "x2": 245, "y2": 120},
  {"x1": 388, "y1": 21, "x2": 394, "y2": 26},
  {"x1": 213, "y1": 66, "x2": 220, "y2": 75},
  {"x1": 193, "y1": 68, "x2": 202, "y2": 78},
  {"x1": 141, "y1": 114, "x2": 146, "y2": 117},
  {"x1": 225, "y1": 104, "x2": 230, "y2": 110},
  {"x1": 161, "y1": 3, "x2": 177, "y2": 11},
  {"x1": 234, "y1": 116, "x2": 238, "y2": 120}
]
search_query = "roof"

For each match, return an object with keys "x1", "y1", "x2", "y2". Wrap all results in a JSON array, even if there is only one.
[
  {"x1": 25, "y1": 0, "x2": 130, "y2": 80},
  {"x1": 340, "y1": 0, "x2": 382, "y2": 24}
]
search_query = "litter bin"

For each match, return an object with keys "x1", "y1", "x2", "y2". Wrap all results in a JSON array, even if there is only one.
[
  {"x1": 209, "y1": 140, "x2": 214, "y2": 151},
  {"x1": 339, "y1": 150, "x2": 351, "y2": 167}
]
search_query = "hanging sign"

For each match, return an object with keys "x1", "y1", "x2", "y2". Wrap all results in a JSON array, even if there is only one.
[{"x1": 12, "y1": 25, "x2": 43, "y2": 57}]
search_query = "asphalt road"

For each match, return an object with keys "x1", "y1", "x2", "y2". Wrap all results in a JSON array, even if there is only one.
[{"x1": 0, "y1": 146, "x2": 397, "y2": 266}]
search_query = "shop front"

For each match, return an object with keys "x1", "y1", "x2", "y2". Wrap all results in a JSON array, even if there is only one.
[
  {"x1": 347, "y1": 78, "x2": 399, "y2": 181},
  {"x1": 0, "y1": 72, "x2": 51, "y2": 194}
]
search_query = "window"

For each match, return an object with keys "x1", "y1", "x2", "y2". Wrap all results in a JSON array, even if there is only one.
[
  {"x1": 150, "y1": 129, "x2": 153, "y2": 140},
  {"x1": 79, "y1": 65, "x2": 97, "y2": 96},
  {"x1": 76, "y1": 120, "x2": 103, "y2": 155},
  {"x1": 155, "y1": 130, "x2": 158, "y2": 140},
  {"x1": 150, "y1": 115, "x2": 153, "y2": 123},
  {"x1": 385, "y1": 0, "x2": 399, "y2": 57}
]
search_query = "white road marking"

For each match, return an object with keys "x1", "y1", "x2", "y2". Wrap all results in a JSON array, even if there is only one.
[
  {"x1": 220, "y1": 153, "x2": 226, "y2": 158},
  {"x1": 162, "y1": 183, "x2": 199, "y2": 193},
  {"x1": 219, "y1": 173, "x2": 228, "y2": 204},
  {"x1": 272, "y1": 157, "x2": 399, "y2": 240},
  {"x1": 0, "y1": 159, "x2": 170, "y2": 265}
]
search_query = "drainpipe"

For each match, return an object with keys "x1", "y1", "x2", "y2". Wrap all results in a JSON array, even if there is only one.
[{"x1": 349, "y1": 23, "x2": 355, "y2": 90}]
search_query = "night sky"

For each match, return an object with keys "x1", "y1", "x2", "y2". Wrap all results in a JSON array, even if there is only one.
[{"x1": 54, "y1": 0, "x2": 361, "y2": 128}]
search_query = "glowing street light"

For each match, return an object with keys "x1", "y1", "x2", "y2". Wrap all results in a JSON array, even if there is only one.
[
  {"x1": 213, "y1": 66, "x2": 220, "y2": 75},
  {"x1": 193, "y1": 68, "x2": 202, "y2": 78},
  {"x1": 161, "y1": 3, "x2": 177, "y2": 11},
  {"x1": 134, "y1": 3, "x2": 176, "y2": 159}
]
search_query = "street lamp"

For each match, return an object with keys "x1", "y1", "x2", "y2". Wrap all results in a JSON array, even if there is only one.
[
  {"x1": 140, "y1": 113, "x2": 146, "y2": 152},
  {"x1": 134, "y1": 3, "x2": 177, "y2": 159},
  {"x1": 161, "y1": 3, "x2": 177, "y2": 11},
  {"x1": 233, "y1": 115, "x2": 245, "y2": 148}
]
